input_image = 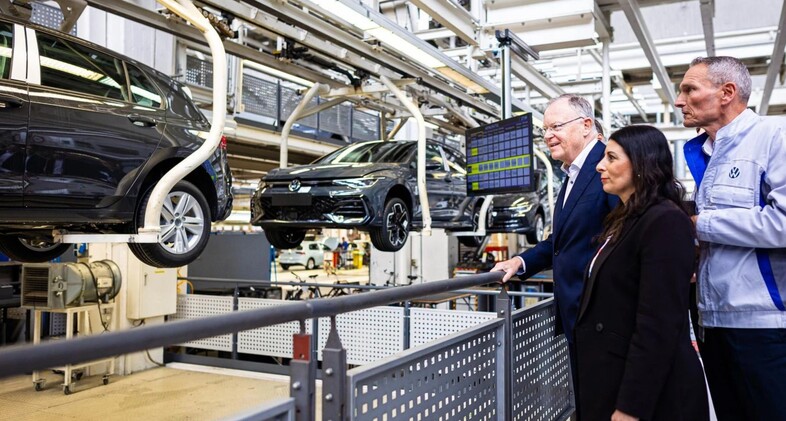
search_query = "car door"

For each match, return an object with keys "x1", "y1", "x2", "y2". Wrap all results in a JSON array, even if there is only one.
[
  {"x1": 424, "y1": 143, "x2": 453, "y2": 221},
  {"x1": 24, "y1": 29, "x2": 165, "y2": 209},
  {"x1": 442, "y1": 145, "x2": 471, "y2": 222},
  {"x1": 0, "y1": 22, "x2": 26, "y2": 208}
]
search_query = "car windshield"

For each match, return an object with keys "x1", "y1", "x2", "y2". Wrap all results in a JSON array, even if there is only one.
[{"x1": 314, "y1": 141, "x2": 414, "y2": 164}]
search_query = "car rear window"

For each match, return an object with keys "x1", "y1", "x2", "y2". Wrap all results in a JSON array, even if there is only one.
[{"x1": 314, "y1": 141, "x2": 414, "y2": 164}]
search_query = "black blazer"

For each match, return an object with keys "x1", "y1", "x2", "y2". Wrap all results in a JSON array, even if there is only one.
[
  {"x1": 574, "y1": 200, "x2": 709, "y2": 421},
  {"x1": 518, "y1": 141, "x2": 618, "y2": 343}
]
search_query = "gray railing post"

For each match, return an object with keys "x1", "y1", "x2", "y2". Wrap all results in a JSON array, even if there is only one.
[
  {"x1": 496, "y1": 287, "x2": 513, "y2": 420},
  {"x1": 403, "y1": 301, "x2": 411, "y2": 350},
  {"x1": 291, "y1": 321, "x2": 315, "y2": 421},
  {"x1": 322, "y1": 316, "x2": 347, "y2": 421}
]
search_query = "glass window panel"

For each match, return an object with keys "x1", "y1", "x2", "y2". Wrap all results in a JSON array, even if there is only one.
[
  {"x1": 126, "y1": 63, "x2": 162, "y2": 108},
  {"x1": 36, "y1": 32, "x2": 126, "y2": 101}
]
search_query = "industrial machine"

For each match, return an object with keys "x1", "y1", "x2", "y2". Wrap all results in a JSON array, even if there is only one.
[{"x1": 21, "y1": 261, "x2": 122, "y2": 309}]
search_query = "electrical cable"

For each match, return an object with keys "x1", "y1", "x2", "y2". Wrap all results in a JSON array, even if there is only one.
[{"x1": 92, "y1": 274, "x2": 111, "y2": 332}]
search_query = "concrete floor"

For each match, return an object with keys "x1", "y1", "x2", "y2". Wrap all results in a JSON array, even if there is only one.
[{"x1": 0, "y1": 363, "x2": 314, "y2": 420}]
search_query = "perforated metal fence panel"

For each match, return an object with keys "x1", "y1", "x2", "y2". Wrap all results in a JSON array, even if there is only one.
[
  {"x1": 280, "y1": 87, "x2": 318, "y2": 129},
  {"x1": 186, "y1": 56, "x2": 214, "y2": 89},
  {"x1": 316, "y1": 307, "x2": 404, "y2": 365},
  {"x1": 171, "y1": 294, "x2": 233, "y2": 351},
  {"x1": 31, "y1": 3, "x2": 76, "y2": 35},
  {"x1": 237, "y1": 298, "x2": 308, "y2": 358},
  {"x1": 348, "y1": 319, "x2": 502, "y2": 421},
  {"x1": 319, "y1": 102, "x2": 352, "y2": 137},
  {"x1": 352, "y1": 110, "x2": 380, "y2": 141},
  {"x1": 510, "y1": 299, "x2": 573, "y2": 421},
  {"x1": 242, "y1": 75, "x2": 279, "y2": 119},
  {"x1": 410, "y1": 308, "x2": 497, "y2": 348}
]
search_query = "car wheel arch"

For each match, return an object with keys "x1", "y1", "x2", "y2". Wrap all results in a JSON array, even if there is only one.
[
  {"x1": 384, "y1": 185, "x2": 412, "y2": 218},
  {"x1": 137, "y1": 157, "x2": 219, "y2": 222}
]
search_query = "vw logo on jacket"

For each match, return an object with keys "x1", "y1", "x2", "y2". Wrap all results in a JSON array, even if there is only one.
[{"x1": 728, "y1": 167, "x2": 741, "y2": 179}]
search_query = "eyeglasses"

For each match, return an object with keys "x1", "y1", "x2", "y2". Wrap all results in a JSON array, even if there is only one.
[{"x1": 543, "y1": 116, "x2": 585, "y2": 134}]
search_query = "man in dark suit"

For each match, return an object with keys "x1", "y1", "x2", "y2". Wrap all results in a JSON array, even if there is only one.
[{"x1": 492, "y1": 94, "x2": 618, "y2": 393}]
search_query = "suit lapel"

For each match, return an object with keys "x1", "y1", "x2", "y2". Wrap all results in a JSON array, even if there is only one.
[
  {"x1": 576, "y1": 212, "x2": 644, "y2": 322},
  {"x1": 554, "y1": 142, "x2": 605, "y2": 242}
]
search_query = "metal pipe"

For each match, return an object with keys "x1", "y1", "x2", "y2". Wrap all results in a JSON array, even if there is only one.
[
  {"x1": 533, "y1": 148, "x2": 555, "y2": 222},
  {"x1": 501, "y1": 45, "x2": 512, "y2": 119},
  {"x1": 386, "y1": 117, "x2": 408, "y2": 140},
  {"x1": 280, "y1": 83, "x2": 330, "y2": 168},
  {"x1": 0, "y1": 272, "x2": 504, "y2": 378},
  {"x1": 141, "y1": 0, "x2": 227, "y2": 235},
  {"x1": 379, "y1": 75, "x2": 431, "y2": 234}
]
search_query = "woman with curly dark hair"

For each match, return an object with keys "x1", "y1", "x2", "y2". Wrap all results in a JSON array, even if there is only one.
[{"x1": 573, "y1": 125, "x2": 709, "y2": 421}]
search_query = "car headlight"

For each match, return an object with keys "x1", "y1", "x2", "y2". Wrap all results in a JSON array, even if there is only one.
[
  {"x1": 333, "y1": 177, "x2": 383, "y2": 189},
  {"x1": 512, "y1": 203, "x2": 534, "y2": 216}
]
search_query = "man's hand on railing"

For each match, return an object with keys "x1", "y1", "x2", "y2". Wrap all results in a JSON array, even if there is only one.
[{"x1": 490, "y1": 257, "x2": 523, "y2": 283}]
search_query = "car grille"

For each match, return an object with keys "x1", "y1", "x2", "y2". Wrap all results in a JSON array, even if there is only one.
[{"x1": 258, "y1": 196, "x2": 368, "y2": 222}]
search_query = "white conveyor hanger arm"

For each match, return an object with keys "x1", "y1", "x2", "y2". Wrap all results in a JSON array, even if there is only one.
[
  {"x1": 379, "y1": 75, "x2": 431, "y2": 235},
  {"x1": 139, "y1": 0, "x2": 227, "y2": 238},
  {"x1": 280, "y1": 82, "x2": 330, "y2": 168},
  {"x1": 533, "y1": 148, "x2": 555, "y2": 224}
]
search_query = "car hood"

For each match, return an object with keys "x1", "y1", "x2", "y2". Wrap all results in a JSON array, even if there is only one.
[{"x1": 265, "y1": 162, "x2": 405, "y2": 181}]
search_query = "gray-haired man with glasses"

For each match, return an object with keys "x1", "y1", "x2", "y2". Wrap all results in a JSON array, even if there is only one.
[{"x1": 492, "y1": 94, "x2": 619, "y2": 407}]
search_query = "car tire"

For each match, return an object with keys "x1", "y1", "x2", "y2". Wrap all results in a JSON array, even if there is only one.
[
  {"x1": 265, "y1": 228, "x2": 306, "y2": 250},
  {"x1": 306, "y1": 258, "x2": 316, "y2": 270},
  {"x1": 370, "y1": 197, "x2": 410, "y2": 252},
  {"x1": 280, "y1": 264, "x2": 291, "y2": 270},
  {"x1": 129, "y1": 181, "x2": 211, "y2": 268},
  {"x1": 0, "y1": 236, "x2": 71, "y2": 262},
  {"x1": 526, "y1": 213, "x2": 545, "y2": 244},
  {"x1": 458, "y1": 203, "x2": 489, "y2": 248}
]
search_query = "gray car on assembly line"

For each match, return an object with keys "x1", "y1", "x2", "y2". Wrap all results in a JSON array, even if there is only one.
[{"x1": 251, "y1": 140, "x2": 487, "y2": 252}]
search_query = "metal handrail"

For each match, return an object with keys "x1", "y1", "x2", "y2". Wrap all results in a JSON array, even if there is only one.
[
  {"x1": 182, "y1": 275, "x2": 553, "y2": 297},
  {"x1": 0, "y1": 272, "x2": 504, "y2": 378}
]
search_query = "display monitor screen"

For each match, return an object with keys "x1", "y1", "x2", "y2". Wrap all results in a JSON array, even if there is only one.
[{"x1": 465, "y1": 113, "x2": 534, "y2": 195}]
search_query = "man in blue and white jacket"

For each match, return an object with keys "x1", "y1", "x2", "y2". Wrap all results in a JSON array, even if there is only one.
[{"x1": 679, "y1": 56, "x2": 786, "y2": 421}]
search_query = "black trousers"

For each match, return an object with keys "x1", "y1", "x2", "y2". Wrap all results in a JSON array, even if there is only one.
[{"x1": 701, "y1": 327, "x2": 786, "y2": 421}]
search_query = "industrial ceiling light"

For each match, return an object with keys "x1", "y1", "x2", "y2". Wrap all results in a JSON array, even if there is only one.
[{"x1": 308, "y1": 0, "x2": 488, "y2": 94}]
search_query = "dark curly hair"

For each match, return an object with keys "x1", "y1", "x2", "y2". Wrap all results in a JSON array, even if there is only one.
[{"x1": 600, "y1": 125, "x2": 690, "y2": 243}]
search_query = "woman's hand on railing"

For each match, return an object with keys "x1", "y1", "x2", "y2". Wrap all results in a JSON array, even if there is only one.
[{"x1": 490, "y1": 257, "x2": 523, "y2": 283}]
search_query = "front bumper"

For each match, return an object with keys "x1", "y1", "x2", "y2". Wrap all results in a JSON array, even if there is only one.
[
  {"x1": 251, "y1": 185, "x2": 375, "y2": 228},
  {"x1": 486, "y1": 207, "x2": 535, "y2": 234}
]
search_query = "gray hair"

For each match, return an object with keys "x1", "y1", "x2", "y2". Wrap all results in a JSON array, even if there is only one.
[
  {"x1": 546, "y1": 94, "x2": 597, "y2": 135},
  {"x1": 690, "y1": 56, "x2": 752, "y2": 104}
]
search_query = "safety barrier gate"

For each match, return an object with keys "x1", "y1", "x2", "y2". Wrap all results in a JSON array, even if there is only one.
[{"x1": 0, "y1": 272, "x2": 573, "y2": 420}]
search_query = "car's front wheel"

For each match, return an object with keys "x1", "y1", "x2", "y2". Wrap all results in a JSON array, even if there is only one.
[
  {"x1": 265, "y1": 228, "x2": 306, "y2": 250},
  {"x1": 526, "y1": 213, "x2": 545, "y2": 244},
  {"x1": 370, "y1": 197, "x2": 410, "y2": 252},
  {"x1": 129, "y1": 181, "x2": 211, "y2": 268},
  {"x1": 458, "y1": 203, "x2": 490, "y2": 247},
  {"x1": 0, "y1": 236, "x2": 71, "y2": 262}
]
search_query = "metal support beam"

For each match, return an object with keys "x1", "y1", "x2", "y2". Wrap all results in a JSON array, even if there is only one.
[
  {"x1": 53, "y1": 0, "x2": 87, "y2": 34},
  {"x1": 85, "y1": 0, "x2": 339, "y2": 87},
  {"x1": 759, "y1": 2, "x2": 786, "y2": 115},
  {"x1": 699, "y1": 0, "x2": 716, "y2": 56},
  {"x1": 409, "y1": 0, "x2": 478, "y2": 46},
  {"x1": 320, "y1": 0, "x2": 541, "y2": 118},
  {"x1": 587, "y1": 49, "x2": 648, "y2": 122},
  {"x1": 243, "y1": 0, "x2": 502, "y2": 118},
  {"x1": 601, "y1": 39, "x2": 611, "y2": 134},
  {"x1": 386, "y1": 117, "x2": 408, "y2": 140},
  {"x1": 510, "y1": 54, "x2": 565, "y2": 99},
  {"x1": 617, "y1": 0, "x2": 677, "y2": 107},
  {"x1": 295, "y1": 97, "x2": 346, "y2": 120},
  {"x1": 613, "y1": 75, "x2": 649, "y2": 122}
]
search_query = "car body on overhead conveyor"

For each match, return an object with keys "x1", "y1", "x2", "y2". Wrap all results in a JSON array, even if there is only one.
[
  {"x1": 0, "y1": 17, "x2": 232, "y2": 267},
  {"x1": 250, "y1": 139, "x2": 488, "y2": 252},
  {"x1": 487, "y1": 169, "x2": 563, "y2": 244}
]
